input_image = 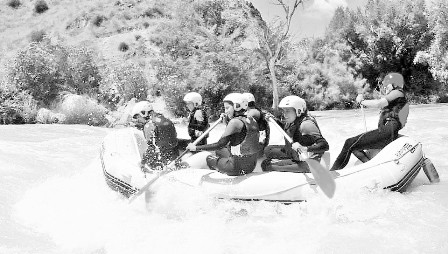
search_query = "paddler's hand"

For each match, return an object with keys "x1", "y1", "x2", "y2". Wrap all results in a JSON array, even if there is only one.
[
  {"x1": 186, "y1": 143, "x2": 197, "y2": 151},
  {"x1": 264, "y1": 112, "x2": 275, "y2": 120},
  {"x1": 292, "y1": 142, "x2": 307, "y2": 153},
  {"x1": 356, "y1": 93, "x2": 364, "y2": 105}
]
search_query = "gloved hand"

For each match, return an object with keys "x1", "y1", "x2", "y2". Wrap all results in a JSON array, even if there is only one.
[
  {"x1": 186, "y1": 143, "x2": 197, "y2": 151},
  {"x1": 292, "y1": 142, "x2": 307, "y2": 153},
  {"x1": 356, "y1": 94, "x2": 364, "y2": 104},
  {"x1": 264, "y1": 111, "x2": 275, "y2": 120}
]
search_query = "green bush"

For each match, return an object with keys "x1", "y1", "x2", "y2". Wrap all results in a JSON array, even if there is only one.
[
  {"x1": 34, "y1": 0, "x2": 49, "y2": 14},
  {"x1": 58, "y1": 94, "x2": 107, "y2": 126},
  {"x1": 99, "y1": 62, "x2": 149, "y2": 109},
  {"x1": 8, "y1": 41, "x2": 101, "y2": 107},
  {"x1": 29, "y1": 30, "x2": 46, "y2": 42},
  {"x1": 92, "y1": 15, "x2": 105, "y2": 27},
  {"x1": 7, "y1": 0, "x2": 21, "y2": 9},
  {"x1": 118, "y1": 42, "x2": 129, "y2": 52},
  {"x1": 0, "y1": 89, "x2": 37, "y2": 124}
]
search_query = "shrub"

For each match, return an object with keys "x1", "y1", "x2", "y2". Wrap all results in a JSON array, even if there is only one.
[
  {"x1": 92, "y1": 15, "x2": 105, "y2": 27},
  {"x1": 36, "y1": 108, "x2": 66, "y2": 124},
  {"x1": 58, "y1": 94, "x2": 107, "y2": 126},
  {"x1": 34, "y1": 0, "x2": 49, "y2": 14},
  {"x1": 143, "y1": 7, "x2": 163, "y2": 18},
  {"x1": 7, "y1": 0, "x2": 21, "y2": 9},
  {"x1": 98, "y1": 62, "x2": 149, "y2": 109},
  {"x1": 29, "y1": 30, "x2": 46, "y2": 42},
  {"x1": 0, "y1": 89, "x2": 37, "y2": 124},
  {"x1": 8, "y1": 41, "x2": 101, "y2": 107},
  {"x1": 118, "y1": 42, "x2": 129, "y2": 51}
]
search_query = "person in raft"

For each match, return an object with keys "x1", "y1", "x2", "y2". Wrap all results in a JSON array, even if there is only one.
[
  {"x1": 243, "y1": 92, "x2": 270, "y2": 155},
  {"x1": 261, "y1": 95, "x2": 329, "y2": 173},
  {"x1": 186, "y1": 93, "x2": 260, "y2": 176},
  {"x1": 131, "y1": 101, "x2": 179, "y2": 170},
  {"x1": 330, "y1": 72, "x2": 410, "y2": 171},
  {"x1": 177, "y1": 92, "x2": 209, "y2": 150}
]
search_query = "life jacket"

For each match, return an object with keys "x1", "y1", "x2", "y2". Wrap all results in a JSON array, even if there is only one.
[
  {"x1": 187, "y1": 107, "x2": 209, "y2": 140},
  {"x1": 229, "y1": 116, "x2": 260, "y2": 156},
  {"x1": 378, "y1": 89, "x2": 409, "y2": 129},
  {"x1": 283, "y1": 115, "x2": 325, "y2": 159},
  {"x1": 145, "y1": 113, "x2": 178, "y2": 150}
]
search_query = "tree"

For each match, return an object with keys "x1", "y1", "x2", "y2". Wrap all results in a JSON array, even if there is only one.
[
  {"x1": 149, "y1": 0, "x2": 261, "y2": 116},
  {"x1": 415, "y1": 0, "x2": 448, "y2": 90},
  {"x1": 246, "y1": 0, "x2": 305, "y2": 110}
]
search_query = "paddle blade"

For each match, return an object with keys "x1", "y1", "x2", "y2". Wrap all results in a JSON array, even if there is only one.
[{"x1": 305, "y1": 159, "x2": 336, "y2": 198}]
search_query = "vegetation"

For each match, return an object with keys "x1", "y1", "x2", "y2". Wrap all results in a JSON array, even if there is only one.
[
  {"x1": 0, "y1": 0, "x2": 447, "y2": 125},
  {"x1": 7, "y1": 0, "x2": 21, "y2": 9},
  {"x1": 34, "y1": 0, "x2": 49, "y2": 14}
]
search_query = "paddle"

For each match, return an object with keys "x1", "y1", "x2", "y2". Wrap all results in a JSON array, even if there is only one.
[
  {"x1": 267, "y1": 117, "x2": 336, "y2": 198},
  {"x1": 360, "y1": 105, "x2": 367, "y2": 132},
  {"x1": 128, "y1": 115, "x2": 223, "y2": 203}
]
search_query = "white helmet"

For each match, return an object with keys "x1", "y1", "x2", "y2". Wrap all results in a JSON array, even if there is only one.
[
  {"x1": 243, "y1": 92, "x2": 255, "y2": 103},
  {"x1": 183, "y1": 92, "x2": 202, "y2": 107},
  {"x1": 279, "y1": 95, "x2": 306, "y2": 115},
  {"x1": 131, "y1": 101, "x2": 153, "y2": 119},
  {"x1": 223, "y1": 93, "x2": 247, "y2": 111},
  {"x1": 382, "y1": 72, "x2": 404, "y2": 89}
]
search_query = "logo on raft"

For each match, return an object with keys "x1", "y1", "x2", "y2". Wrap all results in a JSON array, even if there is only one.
[{"x1": 395, "y1": 143, "x2": 415, "y2": 159}]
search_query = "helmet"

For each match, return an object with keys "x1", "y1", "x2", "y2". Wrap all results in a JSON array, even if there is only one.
[
  {"x1": 223, "y1": 93, "x2": 247, "y2": 111},
  {"x1": 279, "y1": 95, "x2": 306, "y2": 115},
  {"x1": 382, "y1": 72, "x2": 404, "y2": 89},
  {"x1": 183, "y1": 92, "x2": 202, "y2": 107},
  {"x1": 131, "y1": 101, "x2": 153, "y2": 119},
  {"x1": 242, "y1": 92, "x2": 255, "y2": 103}
]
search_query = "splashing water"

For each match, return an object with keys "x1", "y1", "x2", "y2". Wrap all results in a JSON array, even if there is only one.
[{"x1": 2, "y1": 105, "x2": 448, "y2": 254}]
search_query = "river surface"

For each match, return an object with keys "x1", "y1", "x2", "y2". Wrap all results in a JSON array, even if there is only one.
[{"x1": 1, "y1": 104, "x2": 447, "y2": 254}]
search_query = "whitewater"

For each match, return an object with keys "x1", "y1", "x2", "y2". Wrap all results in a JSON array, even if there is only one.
[{"x1": 1, "y1": 104, "x2": 447, "y2": 254}]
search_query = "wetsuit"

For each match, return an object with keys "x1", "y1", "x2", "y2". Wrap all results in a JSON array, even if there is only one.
[
  {"x1": 330, "y1": 89, "x2": 409, "y2": 171},
  {"x1": 141, "y1": 113, "x2": 179, "y2": 168},
  {"x1": 262, "y1": 114, "x2": 329, "y2": 173},
  {"x1": 195, "y1": 115, "x2": 260, "y2": 176},
  {"x1": 178, "y1": 107, "x2": 209, "y2": 150}
]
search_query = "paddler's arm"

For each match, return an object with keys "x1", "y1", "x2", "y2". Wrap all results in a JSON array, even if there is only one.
[
  {"x1": 293, "y1": 121, "x2": 329, "y2": 154},
  {"x1": 187, "y1": 119, "x2": 243, "y2": 151},
  {"x1": 357, "y1": 90, "x2": 404, "y2": 108}
]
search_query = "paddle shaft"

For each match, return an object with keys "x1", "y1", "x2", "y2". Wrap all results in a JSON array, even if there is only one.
[
  {"x1": 361, "y1": 105, "x2": 367, "y2": 132},
  {"x1": 267, "y1": 117, "x2": 336, "y2": 198},
  {"x1": 166, "y1": 115, "x2": 223, "y2": 168}
]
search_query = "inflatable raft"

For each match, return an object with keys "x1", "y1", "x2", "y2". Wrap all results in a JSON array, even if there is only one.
[{"x1": 100, "y1": 128, "x2": 428, "y2": 202}]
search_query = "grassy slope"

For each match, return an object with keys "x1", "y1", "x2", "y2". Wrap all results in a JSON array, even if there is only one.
[{"x1": 0, "y1": 0, "x2": 162, "y2": 73}]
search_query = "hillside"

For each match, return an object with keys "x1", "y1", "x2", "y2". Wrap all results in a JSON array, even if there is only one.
[{"x1": 0, "y1": 0, "x2": 165, "y2": 69}]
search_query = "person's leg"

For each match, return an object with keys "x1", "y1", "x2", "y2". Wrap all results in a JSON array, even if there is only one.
[
  {"x1": 352, "y1": 150, "x2": 370, "y2": 163},
  {"x1": 264, "y1": 145, "x2": 289, "y2": 160},
  {"x1": 262, "y1": 159, "x2": 310, "y2": 173},
  {"x1": 331, "y1": 122, "x2": 400, "y2": 171},
  {"x1": 234, "y1": 154, "x2": 258, "y2": 175},
  {"x1": 330, "y1": 130, "x2": 379, "y2": 171},
  {"x1": 216, "y1": 147, "x2": 231, "y2": 158},
  {"x1": 206, "y1": 155, "x2": 236, "y2": 174}
]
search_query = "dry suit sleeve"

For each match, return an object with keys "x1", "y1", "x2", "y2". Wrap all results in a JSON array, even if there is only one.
[
  {"x1": 307, "y1": 137, "x2": 329, "y2": 154},
  {"x1": 195, "y1": 135, "x2": 231, "y2": 151},
  {"x1": 195, "y1": 119, "x2": 242, "y2": 151}
]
